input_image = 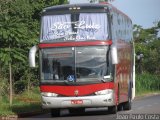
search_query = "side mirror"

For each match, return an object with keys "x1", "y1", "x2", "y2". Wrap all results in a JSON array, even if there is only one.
[
  {"x1": 111, "y1": 45, "x2": 118, "y2": 64},
  {"x1": 29, "y1": 45, "x2": 38, "y2": 67}
]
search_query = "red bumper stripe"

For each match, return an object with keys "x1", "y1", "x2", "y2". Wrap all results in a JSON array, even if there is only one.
[{"x1": 39, "y1": 40, "x2": 112, "y2": 48}]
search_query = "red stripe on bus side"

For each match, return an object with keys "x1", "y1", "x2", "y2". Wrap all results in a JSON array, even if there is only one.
[
  {"x1": 39, "y1": 40, "x2": 112, "y2": 48},
  {"x1": 40, "y1": 82, "x2": 114, "y2": 96}
]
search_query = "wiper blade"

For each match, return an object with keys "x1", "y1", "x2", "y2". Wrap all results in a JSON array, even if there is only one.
[
  {"x1": 64, "y1": 80, "x2": 70, "y2": 85},
  {"x1": 100, "y1": 76, "x2": 113, "y2": 83},
  {"x1": 100, "y1": 79, "x2": 106, "y2": 83},
  {"x1": 63, "y1": 80, "x2": 77, "y2": 85}
]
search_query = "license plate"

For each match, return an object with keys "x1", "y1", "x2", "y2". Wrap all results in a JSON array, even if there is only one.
[{"x1": 71, "y1": 100, "x2": 83, "y2": 104}]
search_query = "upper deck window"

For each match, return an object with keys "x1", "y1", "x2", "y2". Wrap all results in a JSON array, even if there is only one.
[{"x1": 41, "y1": 13, "x2": 108, "y2": 42}]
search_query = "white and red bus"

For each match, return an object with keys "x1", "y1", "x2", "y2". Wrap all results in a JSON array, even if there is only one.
[{"x1": 29, "y1": 1, "x2": 135, "y2": 117}]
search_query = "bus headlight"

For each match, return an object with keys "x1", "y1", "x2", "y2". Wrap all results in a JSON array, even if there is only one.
[
  {"x1": 41, "y1": 92, "x2": 58, "y2": 97},
  {"x1": 95, "y1": 89, "x2": 113, "y2": 95}
]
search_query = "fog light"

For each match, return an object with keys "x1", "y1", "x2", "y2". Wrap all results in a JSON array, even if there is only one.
[
  {"x1": 42, "y1": 101, "x2": 46, "y2": 104},
  {"x1": 47, "y1": 102, "x2": 51, "y2": 105},
  {"x1": 108, "y1": 99, "x2": 112, "y2": 102}
]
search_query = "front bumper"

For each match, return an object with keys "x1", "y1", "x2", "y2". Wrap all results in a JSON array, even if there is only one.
[{"x1": 41, "y1": 93, "x2": 115, "y2": 109}]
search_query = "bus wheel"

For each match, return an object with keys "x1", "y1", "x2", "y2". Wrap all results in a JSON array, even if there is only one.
[
  {"x1": 108, "y1": 105, "x2": 117, "y2": 114},
  {"x1": 118, "y1": 104, "x2": 123, "y2": 111},
  {"x1": 50, "y1": 109, "x2": 60, "y2": 117},
  {"x1": 123, "y1": 96, "x2": 132, "y2": 110},
  {"x1": 69, "y1": 108, "x2": 85, "y2": 114}
]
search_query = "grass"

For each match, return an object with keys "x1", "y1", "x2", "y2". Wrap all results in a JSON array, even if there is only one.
[
  {"x1": 136, "y1": 72, "x2": 160, "y2": 96},
  {"x1": 0, "y1": 87, "x2": 42, "y2": 116},
  {"x1": 0, "y1": 103, "x2": 13, "y2": 116},
  {"x1": 0, "y1": 101, "x2": 42, "y2": 116}
]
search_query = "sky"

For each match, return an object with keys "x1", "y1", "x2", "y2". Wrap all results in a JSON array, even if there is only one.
[
  {"x1": 110, "y1": 0, "x2": 160, "y2": 28},
  {"x1": 69, "y1": 0, "x2": 160, "y2": 28}
]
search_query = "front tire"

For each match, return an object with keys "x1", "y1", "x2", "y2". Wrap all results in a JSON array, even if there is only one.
[
  {"x1": 123, "y1": 96, "x2": 132, "y2": 110},
  {"x1": 118, "y1": 104, "x2": 123, "y2": 111},
  {"x1": 50, "y1": 109, "x2": 60, "y2": 117},
  {"x1": 123, "y1": 84, "x2": 132, "y2": 110},
  {"x1": 108, "y1": 105, "x2": 117, "y2": 114}
]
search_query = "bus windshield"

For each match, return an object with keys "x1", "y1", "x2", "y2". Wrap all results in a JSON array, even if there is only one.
[
  {"x1": 41, "y1": 13, "x2": 108, "y2": 42},
  {"x1": 40, "y1": 46, "x2": 112, "y2": 84}
]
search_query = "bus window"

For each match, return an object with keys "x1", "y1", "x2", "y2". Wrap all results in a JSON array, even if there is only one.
[{"x1": 41, "y1": 13, "x2": 108, "y2": 42}]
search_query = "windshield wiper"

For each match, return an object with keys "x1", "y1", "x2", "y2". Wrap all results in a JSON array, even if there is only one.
[
  {"x1": 63, "y1": 80, "x2": 77, "y2": 85},
  {"x1": 101, "y1": 79, "x2": 106, "y2": 83},
  {"x1": 63, "y1": 80, "x2": 70, "y2": 85},
  {"x1": 100, "y1": 75, "x2": 113, "y2": 83}
]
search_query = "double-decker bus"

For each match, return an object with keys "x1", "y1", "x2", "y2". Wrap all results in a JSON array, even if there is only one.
[{"x1": 29, "y1": 1, "x2": 135, "y2": 117}]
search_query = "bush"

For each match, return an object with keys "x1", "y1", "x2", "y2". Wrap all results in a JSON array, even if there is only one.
[{"x1": 136, "y1": 73, "x2": 160, "y2": 95}]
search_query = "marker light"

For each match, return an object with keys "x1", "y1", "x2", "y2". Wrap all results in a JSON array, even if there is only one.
[{"x1": 69, "y1": 7, "x2": 81, "y2": 10}]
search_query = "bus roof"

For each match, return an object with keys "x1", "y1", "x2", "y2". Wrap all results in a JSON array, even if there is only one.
[
  {"x1": 42, "y1": 3, "x2": 131, "y2": 22},
  {"x1": 42, "y1": 3, "x2": 109, "y2": 15},
  {"x1": 43, "y1": 3, "x2": 108, "y2": 11}
]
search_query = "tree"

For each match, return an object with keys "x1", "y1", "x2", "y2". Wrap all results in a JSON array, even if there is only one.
[
  {"x1": 133, "y1": 22, "x2": 160, "y2": 74},
  {"x1": 0, "y1": 1, "x2": 29, "y2": 106}
]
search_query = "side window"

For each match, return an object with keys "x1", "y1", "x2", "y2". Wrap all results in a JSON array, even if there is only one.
[
  {"x1": 110, "y1": 11, "x2": 117, "y2": 40},
  {"x1": 117, "y1": 13, "x2": 120, "y2": 25},
  {"x1": 106, "y1": 49, "x2": 115, "y2": 78}
]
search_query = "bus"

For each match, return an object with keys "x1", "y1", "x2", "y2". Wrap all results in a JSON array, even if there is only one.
[{"x1": 29, "y1": 1, "x2": 135, "y2": 117}]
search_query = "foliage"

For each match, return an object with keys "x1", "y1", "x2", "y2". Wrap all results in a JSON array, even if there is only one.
[
  {"x1": 0, "y1": 98, "x2": 14, "y2": 116},
  {"x1": 133, "y1": 23, "x2": 160, "y2": 74},
  {"x1": 0, "y1": 87, "x2": 41, "y2": 116},
  {"x1": 136, "y1": 73, "x2": 160, "y2": 95},
  {"x1": 0, "y1": 77, "x2": 9, "y2": 101}
]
